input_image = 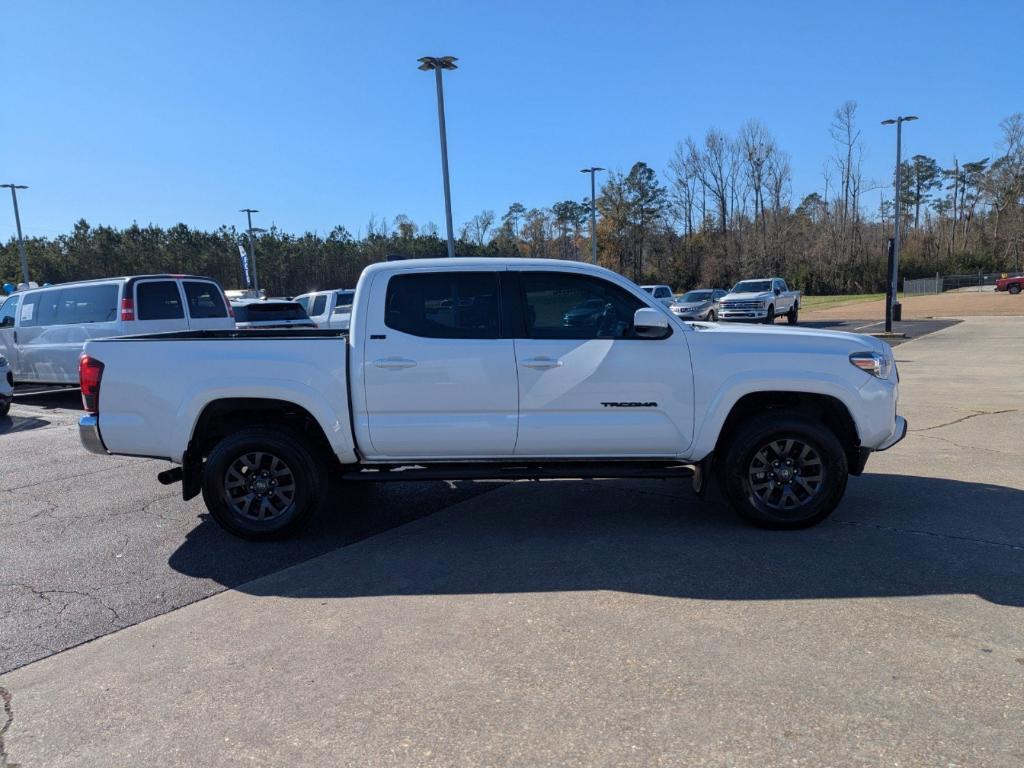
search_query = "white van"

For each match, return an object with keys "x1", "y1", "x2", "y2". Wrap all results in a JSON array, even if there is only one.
[
  {"x1": 0, "y1": 275, "x2": 234, "y2": 385},
  {"x1": 293, "y1": 288, "x2": 355, "y2": 329}
]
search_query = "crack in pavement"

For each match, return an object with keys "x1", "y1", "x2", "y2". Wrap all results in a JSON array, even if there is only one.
[
  {"x1": 910, "y1": 408, "x2": 1018, "y2": 433},
  {"x1": 0, "y1": 582, "x2": 127, "y2": 628},
  {"x1": 836, "y1": 520, "x2": 1024, "y2": 552},
  {"x1": 1, "y1": 458, "x2": 153, "y2": 493},
  {"x1": 914, "y1": 432, "x2": 1024, "y2": 457}
]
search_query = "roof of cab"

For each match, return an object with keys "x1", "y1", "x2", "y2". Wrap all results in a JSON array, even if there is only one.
[{"x1": 361, "y1": 257, "x2": 620, "y2": 277}]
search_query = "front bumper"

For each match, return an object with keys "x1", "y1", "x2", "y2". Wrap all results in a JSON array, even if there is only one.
[
  {"x1": 875, "y1": 415, "x2": 908, "y2": 451},
  {"x1": 720, "y1": 310, "x2": 768, "y2": 321},
  {"x1": 79, "y1": 414, "x2": 108, "y2": 455}
]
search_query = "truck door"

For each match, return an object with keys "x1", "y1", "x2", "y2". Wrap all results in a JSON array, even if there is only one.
[
  {"x1": 360, "y1": 269, "x2": 518, "y2": 458},
  {"x1": 511, "y1": 269, "x2": 693, "y2": 457}
]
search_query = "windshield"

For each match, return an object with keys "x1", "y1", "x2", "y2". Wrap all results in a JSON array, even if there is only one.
[
  {"x1": 679, "y1": 291, "x2": 713, "y2": 303},
  {"x1": 732, "y1": 280, "x2": 772, "y2": 293},
  {"x1": 233, "y1": 303, "x2": 309, "y2": 322}
]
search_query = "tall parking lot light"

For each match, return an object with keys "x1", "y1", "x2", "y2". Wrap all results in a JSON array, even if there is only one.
[
  {"x1": 417, "y1": 56, "x2": 458, "y2": 258},
  {"x1": 881, "y1": 115, "x2": 918, "y2": 332},
  {"x1": 580, "y1": 167, "x2": 604, "y2": 264},
  {"x1": 1, "y1": 184, "x2": 30, "y2": 285}
]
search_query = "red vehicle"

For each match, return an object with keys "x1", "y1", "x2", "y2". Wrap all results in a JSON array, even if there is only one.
[{"x1": 995, "y1": 275, "x2": 1024, "y2": 295}]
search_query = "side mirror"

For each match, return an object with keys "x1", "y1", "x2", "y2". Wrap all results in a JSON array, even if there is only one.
[
  {"x1": 774, "y1": 287, "x2": 781, "y2": 296},
  {"x1": 634, "y1": 307, "x2": 670, "y2": 338}
]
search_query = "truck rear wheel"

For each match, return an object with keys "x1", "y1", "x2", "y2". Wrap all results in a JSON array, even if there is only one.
[
  {"x1": 202, "y1": 427, "x2": 324, "y2": 540},
  {"x1": 717, "y1": 411, "x2": 848, "y2": 529}
]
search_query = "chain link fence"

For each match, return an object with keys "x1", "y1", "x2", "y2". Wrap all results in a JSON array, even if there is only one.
[{"x1": 904, "y1": 272, "x2": 1024, "y2": 295}]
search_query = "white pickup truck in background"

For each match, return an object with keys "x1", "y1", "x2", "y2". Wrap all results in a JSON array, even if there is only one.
[
  {"x1": 719, "y1": 278, "x2": 800, "y2": 324},
  {"x1": 78, "y1": 258, "x2": 905, "y2": 540}
]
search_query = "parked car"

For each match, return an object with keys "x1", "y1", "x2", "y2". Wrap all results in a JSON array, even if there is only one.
[
  {"x1": 0, "y1": 275, "x2": 234, "y2": 385},
  {"x1": 0, "y1": 353, "x2": 13, "y2": 417},
  {"x1": 231, "y1": 300, "x2": 316, "y2": 330},
  {"x1": 719, "y1": 278, "x2": 800, "y2": 324},
  {"x1": 670, "y1": 289, "x2": 727, "y2": 321},
  {"x1": 79, "y1": 258, "x2": 905, "y2": 540},
  {"x1": 641, "y1": 284, "x2": 675, "y2": 306},
  {"x1": 995, "y1": 275, "x2": 1024, "y2": 295},
  {"x1": 294, "y1": 289, "x2": 355, "y2": 330}
]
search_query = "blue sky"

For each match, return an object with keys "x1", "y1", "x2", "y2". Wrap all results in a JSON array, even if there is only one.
[{"x1": 5, "y1": 0, "x2": 1022, "y2": 239}]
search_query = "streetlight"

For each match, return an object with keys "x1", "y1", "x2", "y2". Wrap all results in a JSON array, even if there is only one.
[
  {"x1": 239, "y1": 208, "x2": 264, "y2": 292},
  {"x1": 418, "y1": 55, "x2": 458, "y2": 258},
  {"x1": 1, "y1": 184, "x2": 30, "y2": 285},
  {"x1": 881, "y1": 115, "x2": 918, "y2": 332},
  {"x1": 580, "y1": 167, "x2": 604, "y2": 264}
]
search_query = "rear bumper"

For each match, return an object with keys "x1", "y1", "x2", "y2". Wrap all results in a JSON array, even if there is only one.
[{"x1": 79, "y1": 414, "x2": 108, "y2": 455}]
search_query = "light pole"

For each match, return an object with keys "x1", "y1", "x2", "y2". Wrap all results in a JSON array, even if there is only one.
[
  {"x1": 1, "y1": 184, "x2": 30, "y2": 285},
  {"x1": 240, "y1": 208, "x2": 264, "y2": 292},
  {"x1": 418, "y1": 56, "x2": 458, "y2": 258},
  {"x1": 580, "y1": 167, "x2": 604, "y2": 264},
  {"x1": 881, "y1": 115, "x2": 918, "y2": 332}
]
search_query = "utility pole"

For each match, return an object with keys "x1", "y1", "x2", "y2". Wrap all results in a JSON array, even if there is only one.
[
  {"x1": 239, "y1": 208, "x2": 262, "y2": 292},
  {"x1": 417, "y1": 56, "x2": 458, "y2": 258},
  {"x1": 580, "y1": 167, "x2": 604, "y2": 264},
  {"x1": 1, "y1": 184, "x2": 30, "y2": 285},
  {"x1": 881, "y1": 115, "x2": 918, "y2": 332}
]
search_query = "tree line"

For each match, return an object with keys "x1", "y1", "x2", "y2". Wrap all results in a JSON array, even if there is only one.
[{"x1": 3, "y1": 104, "x2": 1022, "y2": 297}]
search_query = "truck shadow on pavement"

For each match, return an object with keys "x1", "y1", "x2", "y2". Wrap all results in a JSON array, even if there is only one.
[{"x1": 168, "y1": 473, "x2": 1024, "y2": 607}]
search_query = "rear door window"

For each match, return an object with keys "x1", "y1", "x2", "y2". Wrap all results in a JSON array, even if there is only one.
[
  {"x1": 182, "y1": 281, "x2": 228, "y2": 318},
  {"x1": 60, "y1": 284, "x2": 119, "y2": 324},
  {"x1": 385, "y1": 272, "x2": 499, "y2": 339},
  {"x1": 136, "y1": 281, "x2": 185, "y2": 320}
]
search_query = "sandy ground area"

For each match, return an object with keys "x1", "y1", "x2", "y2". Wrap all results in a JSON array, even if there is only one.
[{"x1": 803, "y1": 290, "x2": 1024, "y2": 321}]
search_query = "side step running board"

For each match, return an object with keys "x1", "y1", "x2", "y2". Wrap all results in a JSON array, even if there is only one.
[{"x1": 340, "y1": 462, "x2": 695, "y2": 483}]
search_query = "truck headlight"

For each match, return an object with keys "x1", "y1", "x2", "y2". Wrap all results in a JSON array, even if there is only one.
[{"x1": 850, "y1": 351, "x2": 893, "y2": 378}]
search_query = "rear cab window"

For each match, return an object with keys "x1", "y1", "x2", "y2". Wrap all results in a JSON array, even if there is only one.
[{"x1": 385, "y1": 272, "x2": 499, "y2": 339}]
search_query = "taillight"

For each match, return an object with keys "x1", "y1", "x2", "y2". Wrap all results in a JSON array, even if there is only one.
[
  {"x1": 80, "y1": 354, "x2": 104, "y2": 413},
  {"x1": 120, "y1": 297, "x2": 135, "y2": 321}
]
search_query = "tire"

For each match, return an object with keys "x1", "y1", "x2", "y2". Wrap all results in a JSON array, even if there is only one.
[
  {"x1": 0, "y1": 399, "x2": 9, "y2": 418},
  {"x1": 1010, "y1": 284, "x2": 1022, "y2": 295},
  {"x1": 763, "y1": 305, "x2": 776, "y2": 324},
  {"x1": 201, "y1": 427, "x2": 325, "y2": 540},
  {"x1": 716, "y1": 411, "x2": 848, "y2": 529},
  {"x1": 706, "y1": 309, "x2": 717, "y2": 321},
  {"x1": 787, "y1": 303, "x2": 799, "y2": 324}
]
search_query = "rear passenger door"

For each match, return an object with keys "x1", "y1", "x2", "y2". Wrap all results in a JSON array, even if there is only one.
[
  {"x1": 181, "y1": 280, "x2": 233, "y2": 330},
  {"x1": 359, "y1": 269, "x2": 518, "y2": 459}
]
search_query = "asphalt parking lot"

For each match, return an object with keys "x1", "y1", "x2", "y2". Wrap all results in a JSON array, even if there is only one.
[{"x1": 2, "y1": 316, "x2": 1023, "y2": 766}]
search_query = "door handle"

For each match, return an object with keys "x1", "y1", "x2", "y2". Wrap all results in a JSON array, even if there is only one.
[
  {"x1": 373, "y1": 356, "x2": 417, "y2": 370},
  {"x1": 521, "y1": 356, "x2": 563, "y2": 370}
]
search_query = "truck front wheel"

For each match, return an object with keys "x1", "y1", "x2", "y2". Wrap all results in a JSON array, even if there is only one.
[
  {"x1": 202, "y1": 427, "x2": 324, "y2": 540},
  {"x1": 1010, "y1": 284, "x2": 1022, "y2": 295},
  {"x1": 717, "y1": 411, "x2": 848, "y2": 529},
  {"x1": 787, "y1": 303, "x2": 799, "y2": 324}
]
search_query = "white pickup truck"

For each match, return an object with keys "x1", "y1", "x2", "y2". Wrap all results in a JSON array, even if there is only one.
[
  {"x1": 719, "y1": 278, "x2": 800, "y2": 324},
  {"x1": 78, "y1": 258, "x2": 905, "y2": 540}
]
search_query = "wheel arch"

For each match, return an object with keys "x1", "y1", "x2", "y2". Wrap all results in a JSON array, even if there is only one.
[{"x1": 712, "y1": 391, "x2": 862, "y2": 474}]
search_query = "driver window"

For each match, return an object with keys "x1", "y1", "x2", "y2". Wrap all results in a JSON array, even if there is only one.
[{"x1": 520, "y1": 272, "x2": 646, "y2": 340}]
